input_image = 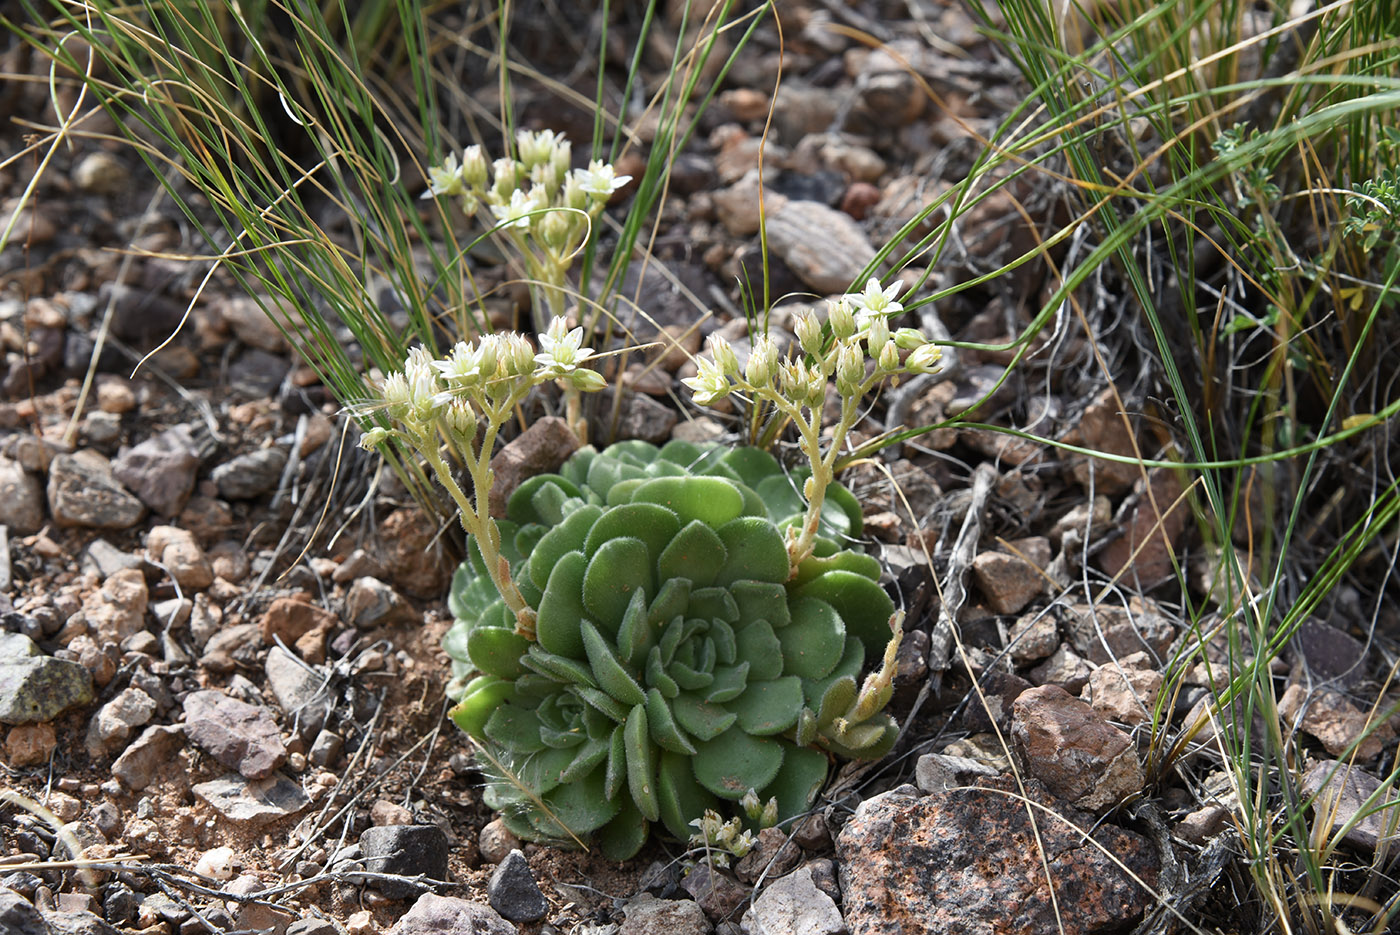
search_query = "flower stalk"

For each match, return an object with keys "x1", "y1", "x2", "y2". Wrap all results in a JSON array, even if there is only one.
[{"x1": 681, "y1": 279, "x2": 941, "y2": 574}]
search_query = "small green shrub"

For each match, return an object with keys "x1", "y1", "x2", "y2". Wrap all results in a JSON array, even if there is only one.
[{"x1": 445, "y1": 439, "x2": 901, "y2": 859}]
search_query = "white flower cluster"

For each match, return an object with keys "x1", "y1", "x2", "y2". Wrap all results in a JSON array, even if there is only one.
[
  {"x1": 681, "y1": 278, "x2": 940, "y2": 408},
  {"x1": 688, "y1": 808, "x2": 759, "y2": 868},
  {"x1": 422, "y1": 130, "x2": 631, "y2": 248},
  {"x1": 358, "y1": 317, "x2": 605, "y2": 451}
]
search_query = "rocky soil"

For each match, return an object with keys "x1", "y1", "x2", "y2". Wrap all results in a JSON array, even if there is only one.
[{"x1": 2, "y1": 2, "x2": 1394, "y2": 934}]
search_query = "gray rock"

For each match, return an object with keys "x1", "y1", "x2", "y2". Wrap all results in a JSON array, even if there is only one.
[
  {"x1": 191, "y1": 772, "x2": 309, "y2": 825},
  {"x1": 211, "y1": 447, "x2": 286, "y2": 500},
  {"x1": 111, "y1": 724, "x2": 184, "y2": 790},
  {"x1": 487, "y1": 416, "x2": 579, "y2": 517},
  {"x1": 0, "y1": 456, "x2": 43, "y2": 534},
  {"x1": 81, "y1": 539, "x2": 142, "y2": 579},
  {"x1": 360, "y1": 824, "x2": 450, "y2": 899},
  {"x1": 39, "y1": 907, "x2": 120, "y2": 935},
  {"x1": 619, "y1": 893, "x2": 708, "y2": 935},
  {"x1": 344, "y1": 576, "x2": 408, "y2": 629},
  {"x1": 84, "y1": 687, "x2": 156, "y2": 757},
  {"x1": 741, "y1": 865, "x2": 842, "y2": 935},
  {"x1": 285, "y1": 920, "x2": 338, "y2": 935},
  {"x1": 0, "y1": 886, "x2": 49, "y2": 935},
  {"x1": 217, "y1": 294, "x2": 289, "y2": 353},
  {"x1": 81, "y1": 567, "x2": 149, "y2": 645},
  {"x1": 0, "y1": 637, "x2": 94, "y2": 725},
  {"x1": 487, "y1": 849, "x2": 547, "y2": 922},
  {"x1": 914, "y1": 753, "x2": 1001, "y2": 795},
  {"x1": 183, "y1": 690, "x2": 286, "y2": 779},
  {"x1": 308, "y1": 729, "x2": 343, "y2": 768},
  {"x1": 764, "y1": 199, "x2": 876, "y2": 294},
  {"x1": 264, "y1": 646, "x2": 330, "y2": 738},
  {"x1": 46, "y1": 450, "x2": 145, "y2": 529},
  {"x1": 386, "y1": 893, "x2": 514, "y2": 935}
]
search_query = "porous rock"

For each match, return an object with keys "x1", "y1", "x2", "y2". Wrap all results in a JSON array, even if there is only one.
[
  {"x1": 837, "y1": 781, "x2": 1157, "y2": 935},
  {"x1": 0, "y1": 635, "x2": 94, "y2": 725}
]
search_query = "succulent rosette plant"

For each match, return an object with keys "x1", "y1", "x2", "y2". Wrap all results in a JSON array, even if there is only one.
[{"x1": 445, "y1": 439, "x2": 901, "y2": 859}]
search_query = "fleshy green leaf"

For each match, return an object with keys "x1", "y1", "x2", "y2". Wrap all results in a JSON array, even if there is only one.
[
  {"x1": 523, "y1": 646, "x2": 599, "y2": 689},
  {"x1": 508, "y1": 474, "x2": 585, "y2": 524},
  {"x1": 466, "y1": 626, "x2": 530, "y2": 680},
  {"x1": 484, "y1": 703, "x2": 547, "y2": 754},
  {"x1": 574, "y1": 685, "x2": 632, "y2": 722},
  {"x1": 557, "y1": 736, "x2": 611, "y2": 783},
  {"x1": 529, "y1": 504, "x2": 603, "y2": 589},
  {"x1": 536, "y1": 550, "x2": 590, "y2": 657},
  {"x1": 763, "y1": 743, "x2": 829, "y2": 823},
  {"x1": 583, "y1": 537, "x2": 654, "y2": 633},
  {"x1": 801, "y1": 636, "x2": 865, "y2": 709},
  {"x1": 779, "y1": 597, "x2": 846, "y2": 680},
  {"x1": 730, "y1": 676, "x2": 803, "y2": 735},
  {"x1": 646, "y1": 645, "x2": 679, "y2": 698},
  {"x1": 646, "y1": 688, "x2": 696, "y2": 754},
  {"x1": 585, "y1": 503, "x2": 681, "y2": 562},
  {"x1": 815, "y1": 675, "x2": 858, "y2": 728},
  {"x1": 658, "y1": 750, "x2": 720, "y2": 841},
  {"x1": 672, "y1": 692, "x2": 737, "y2": 740},
  {"x1": 631, "y1": 476, "x2": 744, "y2": 527},
  {"x1": 450, "y1": 676, "x2": 515, "y2": 740},
  {"x1": 598, "y1": 798, "x2": 649, "y2": 861},
  {"x1": 704, "y1": 662, "x2": 750, "y2": 703},
  {"x1": 615, "y1": 588, "x2": 653, "y2": 668},
  {"x1": 532, "y1": 765, "x2": 621, "y2": 836},
  {"x1": 581, "y1": 620, "x2": 646, "y2": 707},
  {"x1": 657, "y1": 519, "x2": 728, "y2": 587},
  {"x1": 715, "y1": 516, "x2": 790, "y2": 585},
  {"x1": 731, "y1": 580, "x2": 790, "y2": 628},
  {"x1": 648, "y1": 578, "x2": 692, "y2": 625},
  {"x1": 687, "y1": 587, "x2": 739, "y2": 623},
  {"x1": 625, "y1": 704, "x2": 660, "y2": 821},
  {"x1": 794, "y1": 569, "x2": 895, "y2": 659},
  {"x1": 716, "y1": 445, "x2": 783, "y2": 490},
  {"x1": 693, "y1": 728, "x2": 784, "y2": 800},
  {"x1": 605, "y1": 722, "x2": 626, "y2": 800},
  {"x1": 734, "y1": 619, "x2": 782, "y2": 681}
]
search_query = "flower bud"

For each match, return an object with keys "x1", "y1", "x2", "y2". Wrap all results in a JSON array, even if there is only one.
[
  {"x1": 740, "y1": 789, "x2": 762, "y2": 820},
  {"x1": 566, "y1": 367, "x2": 607, "y2": 392},
  {"x1": 866, "y1": 313, "x2": 890, "y2": 353},
  {"x1": 905, "y1": 344, "x2": 942, "y2": 374},
  {"x1": 491, "y1": 157, "x2": 521, "y2": 200},
  {"x1": 829, "y1": 298, "x2": 855, "y2": 340},
  {"x1": 709, "y1": 335, "x2": 739, "y2": 376},
  {"x1": 794, "y1": 310, "x2": 823, "y2": 357},
  {"x1": 747, "y1": 335, "x2": 776, "y2": 387},
  {"x1": 538, "y1": 209, "x2": 574, "y2": 250},
  {"x1": 461, "y1": 145, "x2": 487, "y2": 189},
  {"x1": 893, "y1": 327, "x2": 926, "y2": 350},
  {"x1": 561, "y1": 174, "x2": 589, "y2": 212},
  {"x1": 358, "y1": 426, "x2": 389, "y2": 450},
  {"x1": 759, "y1": 796, "x2": 779, "y2": 829},
  {"x1": 878, "y1": 339, "x2": 900, "y2": 373},
  {"x1": 836, "y1": 342, "x2": 863, "y2": 395},
  {"x1": 476, "y1": 335, "x2": 499, "y2": 378}
]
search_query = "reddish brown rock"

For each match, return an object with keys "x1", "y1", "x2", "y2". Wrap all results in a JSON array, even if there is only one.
[
  {"x1": 375, "y1": 508, "x2": 453, "y2": 600},
  {"x1": 1096, "y1": 469, "x2": 1190, "y2": 586},
  {"x1": 837, "y1": 781, "x2": 1157, "y2": 935},
  {"x1": 1060, "y1": 388, "x2": 1142, "y2": 496},
  {"x1": 1012, "y1": 684, "x2": 1145, "y2": 813},
  {"x1": 259, "y1": 596, "x2": 337, "y2": 647},
  {"x1": 5, "y1": 722, "x2": 57, "y2": 766},
  {"x1": 1279, "y1": 683, "x2": 1392, "y2": 760},
  {"x1": 972, "y1": 551, "x2": 1042, "y2": 615},
  {"x1": 488, "y1": 416, "x2": 580, "y2": 518},
  {"x1": 1061, "y1": 601, "x2": 1176, "y2": 666},
  {"x1": 1082, "y1": 657, "x2": 1163, "y2": 727}
]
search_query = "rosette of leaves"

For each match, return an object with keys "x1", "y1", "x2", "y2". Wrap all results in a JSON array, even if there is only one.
[{"x1": 445, "y1": 439, "x2": 899, "y2": 859}]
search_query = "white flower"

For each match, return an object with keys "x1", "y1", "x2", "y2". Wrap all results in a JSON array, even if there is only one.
[
  {"x1": 708, "y1": 335, "x2": 739, "y2": 376},
  {"x1": 681, "y1": 357, "x2": 731, "y2": 406},
  {"x1": 358, "y1": 426, "x2": 390, "y2": 450},
  {"x1": 422, "y1": 152, "x2": 466, "y2": 199},
  {"x1": 379, "y1": 371, "x2": 412, "y2": 419},
  {"x1": 432, "y1": 340, "x2": 485, "y2": 387},
  {"x1": 460, "y1": 145, "x2": 487, "y2": 189},
  {"x1": 849, "y1": 277, "x2": 904, "y2": 326},
  {"x1": 490, "y1": 188, "x2": 543, "y2": 230},
  {"x1": 573, "y1": 160, "x2": 631, "y2": 198},
  {"x1": 517, "y1": 129, "x2": 560, "y2": 169},
  {"x1": 534, "y1": 317, "x2": 595, "y2": 375},
  {"x1": 905, "y1": 343, "x2": 942, "y2": 374},
  {"x1": 746, "y1": 335, "x2": 778, "y2": 387},
  {"x1": 828, "y1": 297, "x2": 856, "y2": 340},
  {"x1": 793, "y1": 310, "x2": 823, "y2": 357}
]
